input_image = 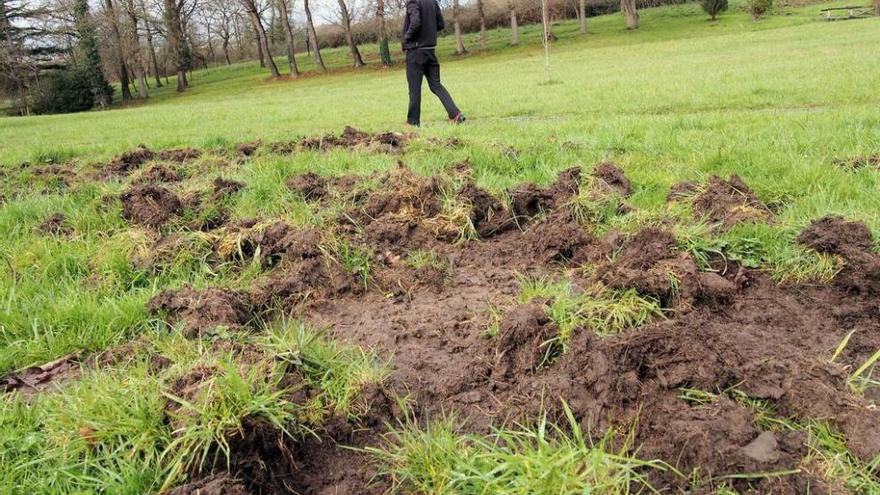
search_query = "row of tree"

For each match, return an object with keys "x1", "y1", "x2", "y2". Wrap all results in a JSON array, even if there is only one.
[{"x1": 2, "y1": 0, "x2": 673, "y2": 115}]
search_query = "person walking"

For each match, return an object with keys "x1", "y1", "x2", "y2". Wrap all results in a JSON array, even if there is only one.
[{"x1": 402, "y1": 0, "x2": 465, "y2": 127}]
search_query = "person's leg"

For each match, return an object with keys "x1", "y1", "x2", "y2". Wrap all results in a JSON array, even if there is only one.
[
  {"x1": 405, "y1": 51, "x2": 425, "y2": 126},
  {"x1": 424, "y1": 51, "x2": 461, "y2": 120}
]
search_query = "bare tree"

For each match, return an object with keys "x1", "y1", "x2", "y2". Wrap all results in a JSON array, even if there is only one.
[
  {"x1": 275, "y1": 0, "x2": 297, "y2": 76},
  {"x1": 476, "y1": 0, "x2": 486, "y2": 50},
  {"x1": 241, "y1": 0, "x2": 278, "y2": 76},
  {"x1": 337, "y1": 0, "x2": 364, "y2": 67},
  {"x1": 508, "y1": 0, "x2": 518, "y2": 45},
  {"x1": 121, "y1": 0, "x2": 148, "y2": 97},
  {"x1": 375, "y1": 0, "x2": 391, "y2": 65},
  {"x1": 578, "y1": 0, "x2": 586, "y2": 33},
  {"x1": 302, "y1": 0, "x2": 324, "y2": 72},
  {"x1": 452, "y1": 0, "x2": 465, "y2": 54},
  {"x1": 139, "y1": 0, "x2": 162, "y2": 86},
  {"x1": 102, "y1": 0, "x2": 133, "y2": 100},
  {"x1": 620, "y1": 0, "x2": 638, "y2": 29}
]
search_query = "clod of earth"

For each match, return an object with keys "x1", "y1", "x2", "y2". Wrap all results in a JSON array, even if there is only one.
[
  {"x1": 106, "y1": 145, "x2": 155, "y2": 175},
  {"x1": 136, "y1": 164, "x2": 181, "y2": 184},
  {"x1": 287, "y1": 172, "x2": 328, "y2": 201},
  {"x1": 148, "y1": 287, "x2": 253, "y2": 338},
  {"x1": 691, "y1": 175, "x2": 770, "y2": 230},
  {"x1": 799, "y1": 215, "x2": 880, "y2": 294},
  {"x1": 211, "y1": 177, "x2": 245, "y2": 200},
  {"x1": 1, "y1": 352, "x2": 81, "y2": 395},
  {"x1": 120, "y1": 184, "x2": 182, "y2": 227},
  {"x1": 157, "y1": 147, "x2": 201, "y2": 163},
  {"x1": 36, "y1": 212, "x2": 72, "y2": 236},
  {"x1": 300, "y1": 126, "x2": 411, "y2": 153},
  {"x1": 493, "y1": 301, "x2": 561, "y2": 382},
  {"x1": 591, "y1": 162, "x2": 632, "y2": 196}
]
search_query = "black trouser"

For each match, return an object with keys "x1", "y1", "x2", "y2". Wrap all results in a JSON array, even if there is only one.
[{"x1": 406, "y1": 49, "x2": 460, "y2": 126}]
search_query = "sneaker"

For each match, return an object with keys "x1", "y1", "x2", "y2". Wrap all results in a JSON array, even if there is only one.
[{"x1": 449, "y1": 113, "x2": 466, "y2": 125}]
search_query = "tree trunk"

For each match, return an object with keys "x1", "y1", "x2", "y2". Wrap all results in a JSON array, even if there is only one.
[
  {"x1": 244, "y1": 1, "x2": 280, "y2": 77},
  {"x1": 205, "y1": 20, "x2": 216, "y2": 63},
  {"x1": 337, "y1": 0, "x2": 364, "y2": 67},
  {"x1": 476, "y1": 0, "x2": 487, "y2": 50},
  {"x1": 223, "y1": 38, "x2": 231, "y2": 65},
  {"x1": 376, "y1": 0, "x2": 392, "y2": 65},
  {"x1": 579, "y1": 0, "x2": 587, "y2": 34},
  {"x1": 124, "y1": 3, "x2": 148, "y2": 98},
  {"x1": 256, "y1": 31, "x2": 265, "y2": 67},
  {"x1": 509, "y1": 4, "x2": 519, "y2": 45},
  {"x1": 104, "y1": 0, "x2": 132, "y2": 100},
  {"x1": 303, "y1": 0, "x2": 325, "y2": 72},
  {"x1": 453, "y1": 0, "x2": 466, "y2": 55},
  {"x1": 163, "y1": 0, "x2": 187, "y2": 92},
  {"x1": 276, "y1": 0, "x2": 299, "y2": 77},
  {"x1": 621, "y1": 0, "x2": 639, "y2": 29},
  {"x1": 143, "y1": 19, "x2": 162, "y2": 87}
]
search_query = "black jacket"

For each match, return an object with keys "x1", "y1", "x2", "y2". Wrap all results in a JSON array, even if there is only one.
[{"x1": 401, "y1": 0, "x2": 444, "y2": 51}]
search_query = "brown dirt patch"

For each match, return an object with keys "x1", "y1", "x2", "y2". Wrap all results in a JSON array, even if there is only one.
[
  {"x1": 223, "y1": 221, "x2": 323, "y2": 269},
  {"x1": 287, "y1": 172, "x2": 328, "y2": 201},
  {"x1": 1, "y1": 352, "x2": 81, "y2": 397},
  {"x1": 591, "y1": 162, "x2": 632, "y2": 196},
  {"x1": 211, "y1": 177, "x2": 245, "y2": 200},
  {"x1": 148, "y1": 287, "x2": 253, "y2": 338},
  {"x1": 509, "y1": 166, "x2": 581, "y2": 220},
  {"x1": 107, "y1": 145, "x2": 155, "y2": 175},
  {"x1": 120, "y1": 184, "x2": 182, "y2": 227},
  {"x1": 493, "y1": 301, "x2": 561, "y2": 382},
  {"x1": 798, "y1": 215, "x2": 880, "y2": 294},
  {"x1": 36, "y1": 212, "x2": 73, "y2": 236},
  {"x1": 692, "y1": 175, "x2": 771, "y2": 230},
  {"x1": 667, "y1": 180, "x2": 701, "y2": 201},
  {"x1": 236, "y1": 141, "x2": 261, "y2": 159},
  {"x1": 832, "y1": 155, "x2": 880, "y2": 170},
  {"x1": 137, "y1": 164, "x2": 181, "y2": 184},
  {"x1": 158, "y1": 147, "x2": 201, "y2": 163},
  {"x1": 164, "y1": 474, "x2": 251, "y2": 495},
  {"x1": 300, "y1": 126, "x2": 411, "y2": 153}
]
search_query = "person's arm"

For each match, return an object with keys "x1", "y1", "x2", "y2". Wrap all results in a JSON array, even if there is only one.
[
  {"x1": 403, "y1": 0, "x2": 422, "y2": 43},
  {"x1": 437, "y1": 1, "x2": 445, "y2": 31}
]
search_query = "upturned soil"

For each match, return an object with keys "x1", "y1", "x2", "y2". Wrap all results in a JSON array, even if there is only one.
[{"x1": 7, "y1": 135, "x2": 879, "y2": 494}]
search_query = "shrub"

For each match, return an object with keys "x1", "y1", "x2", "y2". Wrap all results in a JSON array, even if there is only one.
[
  {"x1": 32, "y1": 67, "x2": 113, "y2": 115},
  {"x1": 746, "y1": 0, "x2": 773, "y2": 19},
  {"x1": 701, "y1": 0, "x2": 728, "y2": 20}
]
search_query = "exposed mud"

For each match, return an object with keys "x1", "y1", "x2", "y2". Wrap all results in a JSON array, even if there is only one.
[
  {"x1": 287, "y1": 172, "x2": 328, "y2": 201},
  {"x1": 136, "y1": 164, "x2": 181, "y2": 184},
  {"x1": 120, "y1": 184, "x2": 182, "y2": 227},
  {"x1": 833, "y1": 155, "x2": 880, "y2": 170},
  {"x1": 36, "y1": 212, "x2": 73, "y2": 236},
  {"x1": 158, "y1": 147, "x2": 202, "y2": 163},
  {"x1": 798, "y1": 215, "x2": 880, "y2": 294},
  {"x1": 148, "y1": 287, "x2": 253, "y2": 338},
  {"x1": 106, "y1": 145, "x2": 155, "y2": 175},
  {"x1": 690, "y1": 175, "x2": 771, "y2": 230},
  {"x1": 300, "y1": 126, "x2": 411, "y2": 153},
  {"x1": 120, "y1": 164, "x2": 880, "y2": 493},
  {"x1": 0, "y1": 352, "x2": 81, "y2": 397}
]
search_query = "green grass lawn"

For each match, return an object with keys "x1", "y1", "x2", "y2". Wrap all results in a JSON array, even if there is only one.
[{"x1": 1, "y1": 1, "x2": 880, "y2": 492}]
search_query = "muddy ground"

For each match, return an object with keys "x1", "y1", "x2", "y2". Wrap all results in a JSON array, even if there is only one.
[{"x1": 5, "y1": 135, "x2": 880, "y2": 494}]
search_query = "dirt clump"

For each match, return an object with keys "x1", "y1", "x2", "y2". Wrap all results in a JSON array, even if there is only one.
[
  {"x1": 120, "y1": 184, "x2": 182, "y2": 227},
  {"x1": 107, "y1": 145, "x2": 155, "y2": 174},
  {"x1": 798, "y1": 215, "x2": 880, "y2": 294},
  {"x1": 227, "y1": 221, "x2": 323, "y2": 268},
  {"x1": 493, "y1": 302, "x2": 560, "y2": 384},
  {"x1": 137, "y1": 164, "x2": 181, "y2": 183},
  {"x1": 32, "y1": 164, "x2": 77, "y2": 189},
  {"x1": 212, "y1": 177, "x2": 245, "y2": 200},
  {"x1": 250, "y1": 256, "x2": 356, "y2": 308},
  {"x1": 36, "y1": 212, "x2": 73, "y2": 236},
  {"x1": 692, "y1": 175, "x2": 770, "y2": 230},
  {"x1": 593, "y1": 227, "x2": 735, "y2": 306},
  {"x1": 509, "y1": 167, "x2": 581, "y2": 220},
  {"x1": 591, "y1": 162, "x2": 632, "y2": 196},
  {"x1": 287, "y1": 172, "x2": 328, "y2": 201},
  {"x1": 236, "y1": 141, "x2": 261, "y2": 158},
  {"x1": 457, "y1": 181, "x2": 515, "y2": 237},
  {"x1": 266, "y1": 141, "x2": 297, "y2": 155},
  {"x1": 164, "y1": 474, "x2": 251, "y2": 495},
  {"x1": 832, "y1": 155, "x2": 880, "y2": 170},
  {"x1": 157, "y1": 147, "x2": 201, "y2": 163},
  {"x1": 666, "y1": 180, "x2": 701, "y2": 201},
  {"x1": 1, "y1": 351, "x2": 81, "y2": 396},
  {"x1": 148, "y1": 287, "x2": 253, "y2": 338},
  {"x1": 526, "y1": 209, "x2": 596, "y2": 264},
  {"x1": 300, "y1": 126, "x2": 410, "y2": 153}
]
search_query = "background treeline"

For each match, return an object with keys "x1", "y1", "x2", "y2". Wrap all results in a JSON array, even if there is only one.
[{"x1": 1, "y1": 0, "x2": 805, "y2": 116}]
